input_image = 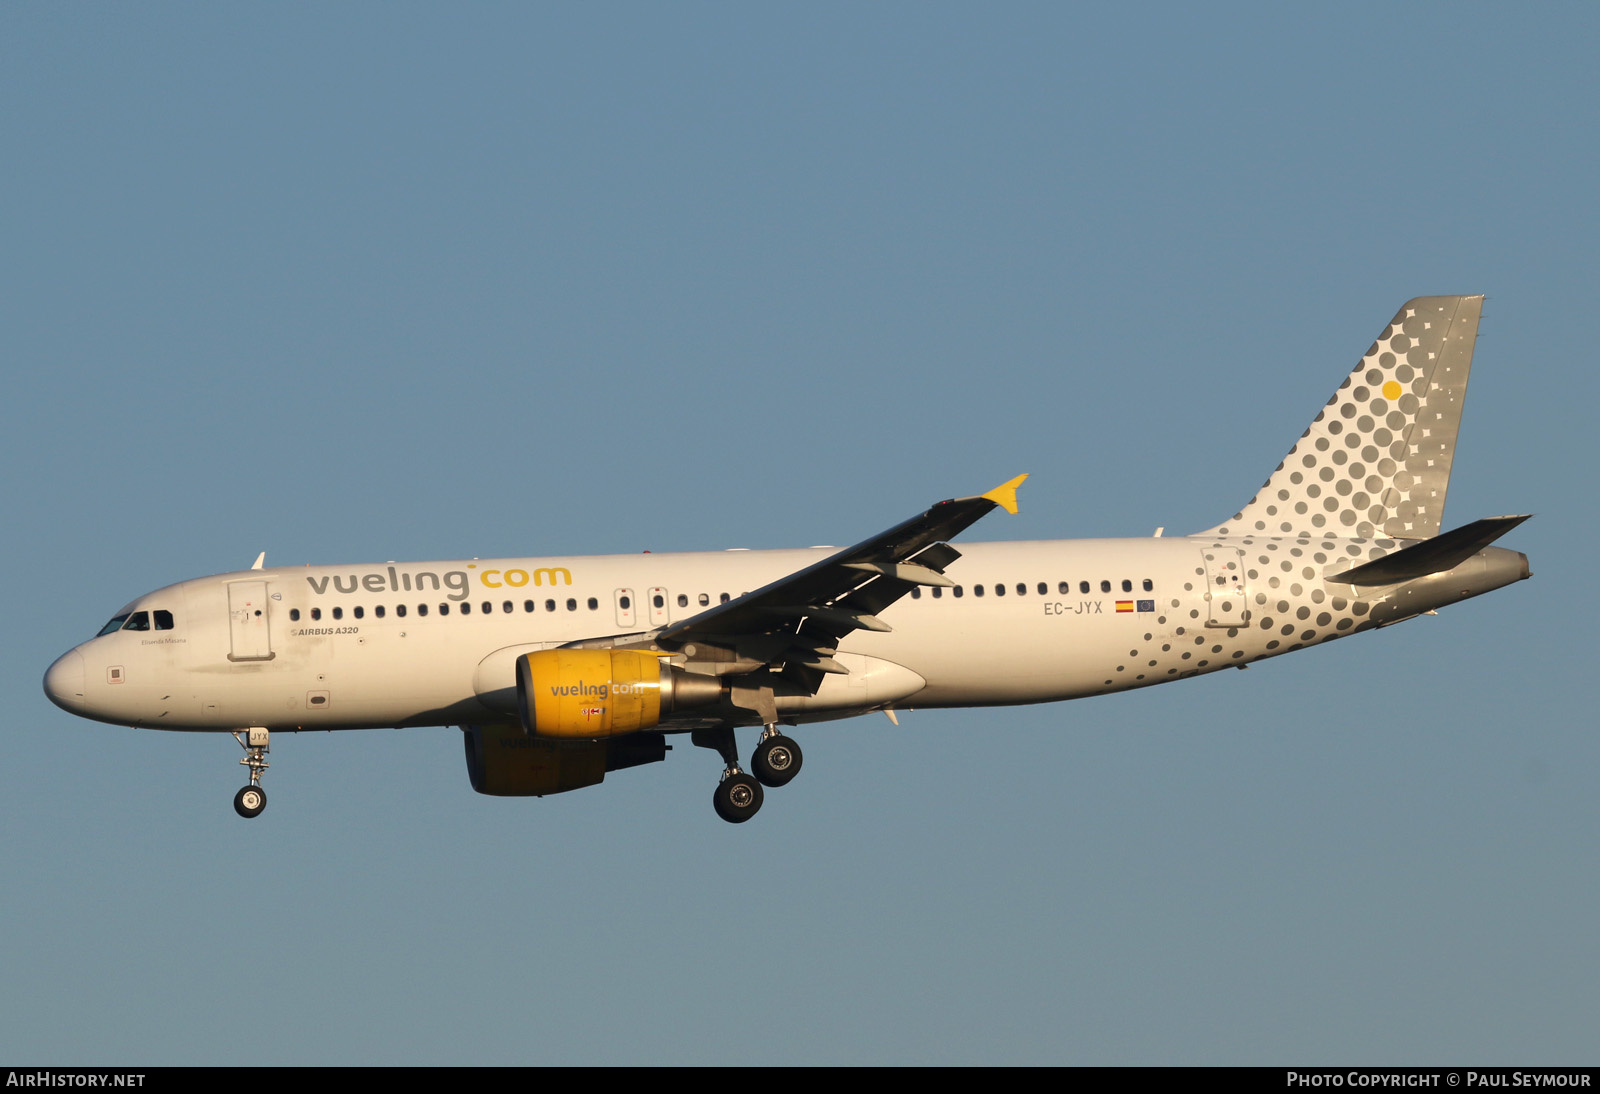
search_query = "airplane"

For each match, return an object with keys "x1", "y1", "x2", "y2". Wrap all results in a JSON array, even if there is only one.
[{"x1": 43, "y1": 295, "x2": 1531, "y2": 823}]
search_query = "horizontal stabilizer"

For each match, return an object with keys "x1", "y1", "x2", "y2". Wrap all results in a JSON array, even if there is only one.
[{"x1": 1330, "y1": 515, "x2": 1531, "y2": 586}]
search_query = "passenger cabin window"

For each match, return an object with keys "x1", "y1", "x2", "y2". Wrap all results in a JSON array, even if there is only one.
[
  {"x1": 289, "y1": 609, "x2": 301, "y2": 622},
  {"x1": 587, "y1": 597, "x2": 598, "y2": 610},
  {"x1": 566, "y1": 599, "x2": 577, "y2": 611},
  {"x1": 461, "y1": 602, "x2": 472, "y2": 615},
  {"x1": 911, "y1": 587, "x2": 922, "y2": 599},
  {"x1": 310, "y1": 608, "x2": 322, "y2": 621},
  {"x1": 523, "y1": 600, "x2": 534, "y2": 612},
  {"x1": 396, "y1": 604, "x2": 407, "y2": 618},
  {"x1": 1121, "y1": 579, "x2": 1132, "y2": 593},
  {"x1": 333, "y1": 607, "x2": 344, "y2": 620},
  {"x1": 354, "y1": 607, "x2": 364, "y2": 619},
  {"x1": 1080, "y1": 581, "x2": 1090, "y2": 594},
  {"x1": 417, "y1": 604, "x2": 429, "y2": 617},
  {"x1": 1142, "y1": 578, "x2": 1153, "y2": 591},
  {"x1": 974, "y1": 585, "x2": 984, "y2": 597},
  {"x1": 1058, "y1": 582, "x2": 1069, "y2": 595},
  {"x1": 1100, "y1": 580, "x2": 1111, "y2": 593},
  {"x1": 677, "y1": 594, "x2": 688, "y2": 608},
  {"x1": 699, "y1": 594, "x2": 710, "y2": 606},
  {"x1": 1037, "y1": 583, "x2": 1047, "y2": 595},
  {"x1": 375, "y1": 605, "x2": 386, "y2": 618}
]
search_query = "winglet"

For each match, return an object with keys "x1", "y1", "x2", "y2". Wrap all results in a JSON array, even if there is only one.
[{"x1": 982, "y1": 473, "x2": 1029, "y2": 515}]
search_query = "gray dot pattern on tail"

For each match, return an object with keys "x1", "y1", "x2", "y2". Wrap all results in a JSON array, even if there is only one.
[
  {"x1": 1203, "y1": 296, "x2": 1481, "y2": 541},
  {"x1": 1104, "y1": 536, "x2": 1398, "y2": 690}
]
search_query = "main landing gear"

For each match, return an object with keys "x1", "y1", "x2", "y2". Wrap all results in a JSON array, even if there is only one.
[
  {"x1": 752, "y1": 726, "x2": 803, "y2": 787},
  {"x1": 695, "y1": 724, "x2": 805, "y2": 823},
  {"x1": 713, "y1": 770, "x2": 763, "y2": 824},
  {"x1": 231, "y1": 727, "x2": 270, "y2": 819}
]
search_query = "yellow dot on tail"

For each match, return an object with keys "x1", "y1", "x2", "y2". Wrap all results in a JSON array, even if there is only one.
[{"x1": 1382, "y1": 380, "x2": 1402, "y2": 400}]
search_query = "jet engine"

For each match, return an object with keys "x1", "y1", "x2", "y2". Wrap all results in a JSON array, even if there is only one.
[
  {"x1": 462, "y1": 723, "x2": 669, "y2": 796},
  {"x1": 515, "y1": 649, "x2": 721, "y2": 738}
]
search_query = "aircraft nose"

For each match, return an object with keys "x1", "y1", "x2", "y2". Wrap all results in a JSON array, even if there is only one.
[{"x1": 44, "y1": 650, "x2": 86, "y2": 713}]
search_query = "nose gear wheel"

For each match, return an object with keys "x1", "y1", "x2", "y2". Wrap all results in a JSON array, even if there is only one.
[{"x1": 231, "y1": 728, "x2": 270, "y2": 819}]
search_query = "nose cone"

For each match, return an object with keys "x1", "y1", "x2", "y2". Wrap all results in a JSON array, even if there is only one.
[{"x1": 44, "y1": 649, "x2": 86, "y2": 713}]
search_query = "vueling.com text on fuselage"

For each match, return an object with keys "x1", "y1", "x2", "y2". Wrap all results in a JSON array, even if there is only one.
[{"x1": 303, "y1": 565, "x2": 573, "y2": 602}]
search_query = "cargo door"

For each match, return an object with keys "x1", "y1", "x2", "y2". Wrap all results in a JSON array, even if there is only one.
[{"x1": 1202, "y1": 548, "x2": 1250, "y2": 628}]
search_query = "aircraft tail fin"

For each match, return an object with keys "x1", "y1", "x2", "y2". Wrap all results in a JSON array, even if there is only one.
[{"x1": 1200, "y1": 295, "x2": 1484, "y2": 540}]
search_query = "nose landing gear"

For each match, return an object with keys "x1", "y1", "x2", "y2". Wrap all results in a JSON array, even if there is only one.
[{"x1": 231, "y1": 727, "x2": 270, "y2": 819}]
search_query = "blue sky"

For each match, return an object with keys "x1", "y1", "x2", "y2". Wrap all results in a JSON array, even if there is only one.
[{"x1": 3, "y1": 3, "x2": 1596, "y2": 1064}]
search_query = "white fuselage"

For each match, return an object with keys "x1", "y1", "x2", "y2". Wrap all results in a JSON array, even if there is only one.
[{"x1": 43, "y1": 533, "x2": 1529, "y2": 735}]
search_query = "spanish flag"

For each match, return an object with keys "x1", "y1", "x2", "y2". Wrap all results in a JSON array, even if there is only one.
[{"x1": 1115, "y1": 601, "x2": 1134, "y2": 613}]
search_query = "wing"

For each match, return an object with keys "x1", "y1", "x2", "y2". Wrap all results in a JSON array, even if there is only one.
[{"x1": 651, "y1": 474, "x2": 1028, "y2": 695}]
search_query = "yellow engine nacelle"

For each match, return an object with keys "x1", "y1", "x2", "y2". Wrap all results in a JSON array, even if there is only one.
[
  {"x1": 515, "y1": 649, "x2": 721, "y2": 739},
  {"x1": 462, "y1": 723, "x2": 670, "y2": 796}
]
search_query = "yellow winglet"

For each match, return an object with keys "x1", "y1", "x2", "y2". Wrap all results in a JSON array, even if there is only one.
[{"x1": 981, "y1": 473, "x2": 1029, "y2": 515}]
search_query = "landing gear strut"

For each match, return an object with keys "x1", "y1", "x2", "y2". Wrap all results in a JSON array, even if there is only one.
[
  {"x1": 232, "y1": 727, "x2": 269, "y2": 819},
  {"x1": 693, "y1": 725, "x2": 762, "y2": 823}
]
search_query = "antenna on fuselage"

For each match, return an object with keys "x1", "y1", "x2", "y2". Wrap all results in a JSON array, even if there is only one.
[{"x1": 251, "y1": 552, "x2": 266, "y2": 570}]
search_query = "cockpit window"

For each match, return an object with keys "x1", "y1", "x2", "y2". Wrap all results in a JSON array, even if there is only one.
[{"x1": 96, "y1": 608, "x2": 175, "y2": 636}]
